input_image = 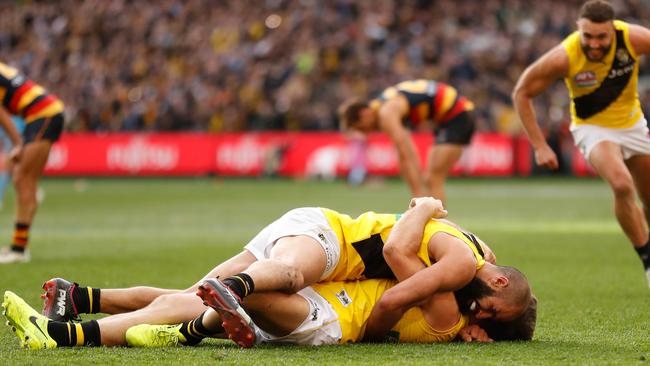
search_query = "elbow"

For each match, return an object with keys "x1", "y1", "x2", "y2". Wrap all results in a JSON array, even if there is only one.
[
  {"x1": 511, "y1": 87, "x2": 521, "y2": 104},
  {"x1": 382, "y1": 242, "x2": 404, "y2": 261},
  {"x1": 376, "y1": 290, "x2": 404, "y2": 312},
  {"x1": 383, "y1": 241, "x2": 396, "y2": 257},
  {"x1": 511, "y1": 85, "x2": 531, "y2": 106}
]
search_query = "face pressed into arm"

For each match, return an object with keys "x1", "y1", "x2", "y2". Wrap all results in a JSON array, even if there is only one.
[
  {"x1": 577, "y1": 18, "x2": 614, "y2": 62},
  {"x1": 473, "y1": 295, "x2": 525, "y2": 322},
  {"x1": 454, "y1": 277, "x2": 526, "y2": 322}
]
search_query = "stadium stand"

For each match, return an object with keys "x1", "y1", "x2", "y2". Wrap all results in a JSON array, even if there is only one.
[{"x1": 0, "y1": 0, "x2": 648, "y2": 135}]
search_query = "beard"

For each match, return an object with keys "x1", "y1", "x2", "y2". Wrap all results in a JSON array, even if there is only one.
[
  {"x1": 581, "y1": 42, "x2": 612, "y2": 62},
  {"x1": 453, "y1": 277, "x2": 496, "y2": 315}
]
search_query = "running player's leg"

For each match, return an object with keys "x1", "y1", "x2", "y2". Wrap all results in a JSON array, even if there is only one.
[
  {"x1": 590, "y1": 141, "x2": 648, "y2": 246},
  {"x1": 624, "y1": 153, "x2": 650, "y2": 284},
  {"x1": 626, "y1": 154, "x2": 650, "y2": 231}
]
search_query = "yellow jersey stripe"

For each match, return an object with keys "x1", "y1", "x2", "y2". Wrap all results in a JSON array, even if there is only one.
[
  {"x1": 16, "y1": 85, "x2": 45, "y2": 111},
  {"x1": 434, "y1": 87, "x2": 457, "y2": 121},
  {"x1": 25, "y1": 100, "x2": 64, "y2": 123}
]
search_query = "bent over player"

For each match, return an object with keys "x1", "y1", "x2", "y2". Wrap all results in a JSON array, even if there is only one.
[{"x1": 339, "y1": 79, "x2": 476, "y2": 201}]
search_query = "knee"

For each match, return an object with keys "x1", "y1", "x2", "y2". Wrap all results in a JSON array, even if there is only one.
[
  {"x1": 610, "y1": 177, "x2": 635, "y2": 199},
  {"x1": 12, "y1": 175, "x2": 35, "y2": 194},
  {"x1": 147, "y1": 293, "x2": 179, "y2": 310},
  {"x1": 283, "y1": 266, "x2": 305, "y2": 293}
]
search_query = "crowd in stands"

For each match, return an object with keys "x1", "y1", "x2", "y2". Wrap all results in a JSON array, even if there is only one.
[{"x1": 1, "y1": 0, "x2": 649, "y2": 134}]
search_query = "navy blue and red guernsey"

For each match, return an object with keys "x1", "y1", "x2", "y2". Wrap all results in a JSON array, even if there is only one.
[
  {"x1": 0, "y1": 62, "x2": 64, "y2": 124},
  {"x1": 369, "y1": 79, "x2": 474, "y2": 129}
]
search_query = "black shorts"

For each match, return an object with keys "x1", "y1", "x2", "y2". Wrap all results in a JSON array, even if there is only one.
[
  {"x1": 434, "y1": 110, "x2": 475, "y2": 145},
  {"x1": 23, "y1": 113, "x2": 64, "y2": 144}
]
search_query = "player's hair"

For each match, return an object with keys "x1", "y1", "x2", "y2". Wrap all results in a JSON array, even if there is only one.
[
  {"x1": 337, "y1": 98, "x2": 368, "y2": 130},
  {"x1": 579, "y1": 0, "x2": 614, "y2": 23},
  {"x1": 497, "y1": 265, "x2": 531, "y2": 311},
  {"x1": 480, "y1": 295, "x2": 538, "y2": 341}
]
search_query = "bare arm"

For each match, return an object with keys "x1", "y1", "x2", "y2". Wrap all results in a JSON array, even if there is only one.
[
  {"x1": 363, "y1": 235, "x2": 476, "y2": 342},
  {"x1": 629, "y1": 24, "x2": 650, "y2": 56},
  {"x1": 0, "y1": 107, "x2": 23, "y2": 162},
  {"x1": 379, "y1": 102, "x2": 425, "y2": 196},
  {"x1": 511, "y1": 45, "x2": 568, "y2": 170},
  {"x1": 436, "y1": 218, "x2": 496, "y2": 264},
  {"x1": 383, "y1": 197, "x2": 447, "y2": 281}
]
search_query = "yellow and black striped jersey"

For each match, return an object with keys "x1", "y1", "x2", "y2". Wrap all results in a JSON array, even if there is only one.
[
  {"x1": 312, "y1": 279, "x2": 468, "y2": 343},
  {"x1": 320, "y1": 208, "x2": 485, "y2": 282},
  {"x1": 369, "y1": 79, "x2": 474, "y2": 129},
  {"x1": 561, "y1": 20, "x2": 641, "y2": 128},
  {"x1": 0, "y1": 62, "x2": 64, "y2": 123}
]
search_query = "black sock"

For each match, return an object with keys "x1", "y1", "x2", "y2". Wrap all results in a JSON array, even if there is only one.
[
  {"x1": 636, "y1": 239, "x2": 650, "y2": 269},
  {"x1": 72, "y1": 286, "x2": 101, "y2": 314},
  {"x1": 222, "y1": 273, "x2": 255, "y2": 299},
  {"x1": 179, "y1": 312, "x2": 220, "y2": 346},
  {"x1": 47, "y1": 320, "x2": 101, "y2": 347}
]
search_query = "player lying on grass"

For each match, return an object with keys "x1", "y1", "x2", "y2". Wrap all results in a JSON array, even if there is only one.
[
  {"x1": 129, "y1": 276, "x2": 537, "y2": 347},
  {"x1": 170, "y1": 196, "x2": 530, "y2": 344},
  {"x1": 2, "y1": 267, "x2": 537, "y2": 348},
  {"x1": 15, "y1": 198, "x2": 529, "y2": 347}
]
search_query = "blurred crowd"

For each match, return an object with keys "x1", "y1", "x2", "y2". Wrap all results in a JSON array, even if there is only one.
[{"x1": 1, "y1": 0, "x2": 650, "y2": 134}]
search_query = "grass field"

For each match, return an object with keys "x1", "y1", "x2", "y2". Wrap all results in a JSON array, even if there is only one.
[{"x1": 0, "y1": 177, "x2": 648, "y2": 365}]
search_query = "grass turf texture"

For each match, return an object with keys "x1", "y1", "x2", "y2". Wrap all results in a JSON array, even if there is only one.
[{"x1": 0, "y1": 177, "x2": 648, "y2": 365}]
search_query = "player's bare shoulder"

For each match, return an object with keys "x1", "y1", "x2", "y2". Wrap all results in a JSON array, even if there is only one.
[
  {"x1": 534, "y1": 44, "x2": 570, "y2": 79},
  {"x1": 627, "y1": 23, "x2": 650, "y2": 56},
  {"x1": 377, "y1": 94, "x2": 408, "y2": 130}
]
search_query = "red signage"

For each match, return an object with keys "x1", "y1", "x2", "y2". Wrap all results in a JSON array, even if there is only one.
[{"x1": 43, "y1": 132, "x2": 531, "y2": 177}]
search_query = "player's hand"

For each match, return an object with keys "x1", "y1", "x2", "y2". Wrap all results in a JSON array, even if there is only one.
[
  {"x1": 9, "y1": 144, "x2": 23, "y2": 163},
  {"x1": 534, "y1": 144, "x2": 559, "y2": 170},
  {"x1": 408, "y1": 197, "x2": 448, "y2": 219},
  {"x1": 457, "y1": 324, "x2": 493, "y2": 343}
]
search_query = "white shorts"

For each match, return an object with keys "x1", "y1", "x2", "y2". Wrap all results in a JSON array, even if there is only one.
[
  {"x1": 255, "y1": 286, "x2": 342, "y2": 346},
  {"x1": 570, "y1": 117, "x2": 650, "y2": 160},
  {"x1": 243, "y1": 207, "x2": 341, "y2": 280}
]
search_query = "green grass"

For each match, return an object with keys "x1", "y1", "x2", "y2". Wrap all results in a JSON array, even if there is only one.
[{"x1": 0, "y1": 177, "x2": 649, "y2": 365}]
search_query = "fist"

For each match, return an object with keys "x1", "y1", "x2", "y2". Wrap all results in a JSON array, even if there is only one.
[{"x1": 408, "y1": 197, "x2": 448, "y2": 219}]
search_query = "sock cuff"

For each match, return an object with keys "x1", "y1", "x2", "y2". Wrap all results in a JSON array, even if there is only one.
[{"x1": 15, "y1": 222, "x2": 30, "y2": 230}]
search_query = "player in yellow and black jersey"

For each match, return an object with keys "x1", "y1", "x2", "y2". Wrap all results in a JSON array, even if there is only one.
[
  {"x1": 0, "y1": 62, "x2": 65, "y2": 264},
  {"x1": 32, "y1": 198, "x2": 532, "y2": 348},
  {"x1": 338, "y1": 79, "x2": 476, "y2": 201},
  {"x1": 512, "y1": 0, "x2": 650, "y2": 287},
  {"x1": 0, "y1": 273, "x2": 537, "y2": 349},
  {"x1": 179, "y1": 199, "x2": 530, "y2": 345}
]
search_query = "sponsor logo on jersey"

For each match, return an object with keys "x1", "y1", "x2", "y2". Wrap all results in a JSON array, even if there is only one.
[
  {"x1": 335, "y1": 290, "x2": 352, "y2": 307},
  {"x1": 575, "y1": 71, "x2": 598, "y2": 87}
]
